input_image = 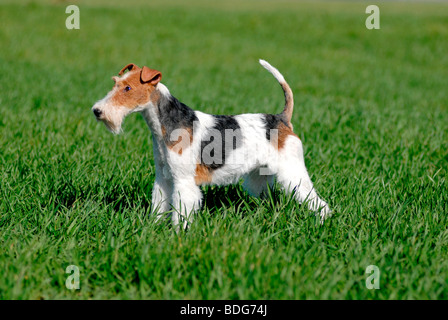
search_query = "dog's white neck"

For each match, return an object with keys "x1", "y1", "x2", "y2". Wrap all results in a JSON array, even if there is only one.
[
  {"x1": 156, "y1": 83, "x2": 170, "y2": 97},
  {"x1": 140, "y1": 82, "x2": 170, "y2": 140}
]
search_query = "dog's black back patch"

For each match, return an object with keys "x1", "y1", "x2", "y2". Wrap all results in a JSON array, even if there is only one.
[
  {"x1": 263, "y1": 113, "x2": 289, "y2": 141},
  {"x1": 200, "y1": 115, "x2": 242, "y2": 170},
  {"x1": 158, "y1": 95, "x2": 198, "y2": 146}
]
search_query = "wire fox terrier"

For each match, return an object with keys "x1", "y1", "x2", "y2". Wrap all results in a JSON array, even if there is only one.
[{"x1": 92, "y1": 60, "x2": 331, "y2": 230}]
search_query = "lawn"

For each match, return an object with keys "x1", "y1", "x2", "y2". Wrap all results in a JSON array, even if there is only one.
[{"x1": 0, "y1": 0, "x2": 447, "y2": 299}]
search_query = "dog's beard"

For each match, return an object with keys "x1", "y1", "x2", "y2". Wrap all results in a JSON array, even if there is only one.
[
  {"x1": 100, "y1": 106, "x2": 130, "y2": 134},
  {"x1": 102, "y1": 118, "x2": 122, "y2": 134}
]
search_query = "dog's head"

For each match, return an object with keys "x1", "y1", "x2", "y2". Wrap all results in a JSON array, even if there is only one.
[{"x1": 92, "y1": 63, "x2": 162, "y2": 134}]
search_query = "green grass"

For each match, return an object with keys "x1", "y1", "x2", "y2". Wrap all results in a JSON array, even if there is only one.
[{"x1": 0, "y1": 0, "x2": 447, "y2": 299}]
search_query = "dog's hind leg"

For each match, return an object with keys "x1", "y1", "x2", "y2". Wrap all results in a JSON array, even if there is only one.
[{"x1": 275, "y1": 136, "x2": 331, "y2": 221}]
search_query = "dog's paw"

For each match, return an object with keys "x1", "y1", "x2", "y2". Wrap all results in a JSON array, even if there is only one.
[{"x1": 318, "y1": 204, "x2": 332, "y2": 224}]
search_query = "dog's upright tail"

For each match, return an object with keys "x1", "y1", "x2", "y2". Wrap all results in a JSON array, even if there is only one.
[{"x1": 259, "y1": 59, "x2": 294, "y2": 124}]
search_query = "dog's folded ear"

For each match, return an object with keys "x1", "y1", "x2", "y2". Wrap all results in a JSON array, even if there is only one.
[
  {"x1": 141, "y1": 66, "x2": 162, "y2": 85},
  {"x1": 118, "y1": 63, "x2": 139, "y2": 76}
]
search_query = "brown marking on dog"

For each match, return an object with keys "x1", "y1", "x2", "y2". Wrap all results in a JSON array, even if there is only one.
[
  {"x1": 118, "y1": 63, "x2": 138, "y2": 76},
  {"x1": 149, "y1": 88, "x2": 161, "y2": 107},
  {"x1": 194, "y1": 163, "x2": 213, "y2": 185},
  {"x1": 274, "y1": 121, "x2": 299, "y2": 150},
  {"x1": 164, "y1": 127, "x2": 194, "y2": 155},
  {"x1": 110, "y1": 64, "x2": 162, "y2": 109},
  {"x1": 141, "y1": 66, "x2": 162, "y2": 84}
]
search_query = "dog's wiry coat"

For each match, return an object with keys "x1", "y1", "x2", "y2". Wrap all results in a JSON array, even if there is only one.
[{"x1": 92, "y1": 60, "x2": 331, "y2": 230}]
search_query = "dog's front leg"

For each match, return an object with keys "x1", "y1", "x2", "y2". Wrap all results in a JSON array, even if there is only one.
[
  {"x1": 150, "y1": 138, "x2": 174, "y2": 222},
  {"x1": 151, "y1": 175, "x2": 173, "y2": 222},
  {"x1": 171, "y1": 179, "x2": 202, "y2": 232}
]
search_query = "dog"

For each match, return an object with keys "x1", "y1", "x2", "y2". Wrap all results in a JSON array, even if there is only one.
[{"x1": 92, "y1": 60, "x2": 331, "y2": 230}]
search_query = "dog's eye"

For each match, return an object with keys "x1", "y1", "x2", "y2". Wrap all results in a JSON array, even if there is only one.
[{"x1": 124, "y1": 86, "x2": 132, "y2": 92}]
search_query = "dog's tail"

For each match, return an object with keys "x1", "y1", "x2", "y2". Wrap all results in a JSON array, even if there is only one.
[{"x1": 259, "y1": 59, "x2": 294, "y2": 123}]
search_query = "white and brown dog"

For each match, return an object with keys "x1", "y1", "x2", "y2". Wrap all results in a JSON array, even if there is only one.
[{"x1": 92, "y1": 60, "x2": 331, "y2": 230}]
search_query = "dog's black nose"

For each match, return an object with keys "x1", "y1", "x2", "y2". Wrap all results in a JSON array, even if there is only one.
[{"x1": 93, "y1": 108, "x2": 102, "y2": 118}]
